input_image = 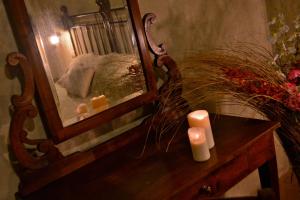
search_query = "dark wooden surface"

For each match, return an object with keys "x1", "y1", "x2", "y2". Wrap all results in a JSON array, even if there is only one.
[{"x1": 23, "y1": 115, "x2": 280, "y2": 200}]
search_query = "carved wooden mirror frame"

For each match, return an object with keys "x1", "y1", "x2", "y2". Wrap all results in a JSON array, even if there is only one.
[
  {"x1": 4, "y1": 0, "x2": 189, "y2": 197},
  {"x1": 4, "y1": 0, "x2": 159, "y2": 143}
]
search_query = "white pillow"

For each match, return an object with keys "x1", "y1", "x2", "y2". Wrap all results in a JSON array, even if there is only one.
[{"x1": 57, "y1": 54, "x2": 96, "y2": 98}]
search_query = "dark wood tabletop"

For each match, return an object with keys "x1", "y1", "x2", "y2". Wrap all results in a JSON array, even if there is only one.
[{"x1": 24, "y1": 115, "x2": 280, "y2": 200}]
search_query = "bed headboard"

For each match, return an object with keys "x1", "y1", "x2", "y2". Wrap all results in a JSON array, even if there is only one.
[{"x1": 61, "y1": 0, "x2": 136, "y2": 56}]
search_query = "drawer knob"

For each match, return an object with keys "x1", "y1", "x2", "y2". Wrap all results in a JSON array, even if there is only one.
[{"x1": 199, "y1": 185, "x2": 212, "y2": 194}]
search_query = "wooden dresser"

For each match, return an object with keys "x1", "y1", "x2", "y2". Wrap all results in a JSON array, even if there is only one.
[{"x1": 22, "y1": 115, "x2": 280, "y2": 200}]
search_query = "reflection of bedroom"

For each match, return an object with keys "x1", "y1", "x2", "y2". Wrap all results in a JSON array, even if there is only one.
[{"x1": 25, "y1": 0, "x2": 146, "y2": 126}]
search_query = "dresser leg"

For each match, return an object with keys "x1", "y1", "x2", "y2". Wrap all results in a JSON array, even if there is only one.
[{"x1": 258, "y1": 157, "x2": 280, "y2": 200}]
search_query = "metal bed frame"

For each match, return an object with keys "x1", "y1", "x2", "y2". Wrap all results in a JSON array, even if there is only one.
[{"x1": 60, "y1": 0, "x2": 136, "y2": 56}]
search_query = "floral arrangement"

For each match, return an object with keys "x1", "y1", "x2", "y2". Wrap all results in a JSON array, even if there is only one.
[
  {"x1": 269, "y1": 14, "x2": 300, "y2": 73},
  {"x1": 170, "y1": 14, "x2": 300, "y2": 182}
]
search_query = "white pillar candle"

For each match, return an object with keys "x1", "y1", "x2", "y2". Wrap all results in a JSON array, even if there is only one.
[
  {"x1": 76, "y1": 103, "x2": 88, "y2": 114},
  {"x1": 188, "y1": 127, "x2": 210, "y2": 162},
  {"x1": 187, "y1": 110, "x2": 215, "y2": 149},
  {"x1": 76, "y1": 103, "x2": 89, "y2": 120}
]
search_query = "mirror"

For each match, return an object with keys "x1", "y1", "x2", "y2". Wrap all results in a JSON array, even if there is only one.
[
  {"x1": 24, "y1": 0, "x2": 147, "y2": 127},
  {"x1": 5, "y1": 0, "x2": 187, "y2": 195},
  {"x1": 5, "y1": 0, "x2": 157, "y2": 142}
]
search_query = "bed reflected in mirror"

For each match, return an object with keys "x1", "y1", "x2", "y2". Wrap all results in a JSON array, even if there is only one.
[{"x1": 25, "y1": 0, "x2": 147, "y2": 127}]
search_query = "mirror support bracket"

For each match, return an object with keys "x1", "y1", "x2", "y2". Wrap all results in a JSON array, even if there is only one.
[
  {"x1": 7, "y1": 52, "x2": 64, "y2": 170},
  {"x1": 7, "y1": 53, "x2": 97, "y2": 196},
  {"x1": 143, "y1": 13, "x2": 190, "y2": 139}
]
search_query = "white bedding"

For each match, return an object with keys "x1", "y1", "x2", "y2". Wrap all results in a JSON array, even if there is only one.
[
  {"x1": 57, "y1": 53, "x2": 141, "y2": 99},
  {"x1": 56, "y1": 53, "x2": 146, "y2": 126}
]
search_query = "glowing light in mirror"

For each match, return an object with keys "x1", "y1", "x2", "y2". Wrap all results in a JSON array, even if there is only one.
[{"x1": 49, "y1": 34, "x2": 60, "y2": 45}]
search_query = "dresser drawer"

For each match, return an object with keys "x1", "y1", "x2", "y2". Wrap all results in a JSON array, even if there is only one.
[{"x1": 173, "y1": 154, "x2": 249, "y2": 199}]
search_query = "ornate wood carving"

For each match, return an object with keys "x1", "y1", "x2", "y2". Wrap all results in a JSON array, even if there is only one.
[
  {"x1": 143, "y1": 13, "x2": 190, "y2": 148},
  {"x1": 143, "y1": 13, "x2": 167, "y2": 56},
  {"x1": 7, "y1": 52, "x2": 63, "y2": 170}
]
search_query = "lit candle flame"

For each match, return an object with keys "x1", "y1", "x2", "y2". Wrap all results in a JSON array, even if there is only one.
[{"x1": 49, "y1": 35, "x2": 60, "y2": 45}]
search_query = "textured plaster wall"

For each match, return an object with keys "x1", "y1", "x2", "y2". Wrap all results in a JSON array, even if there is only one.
[
  {"x1": 0, "y1": 0, "x2": 296, "y2": 199},
  {"x1": 139, "y1": 0, "x2": 271, "y2": 60},
  {"x1": 0, "y1": 2, "x2": 21, "y2": 199}
]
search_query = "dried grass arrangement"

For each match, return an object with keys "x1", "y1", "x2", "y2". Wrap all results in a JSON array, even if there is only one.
[{"x1": 177, "y1": 43, "x2": 300, "y2": 182}]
